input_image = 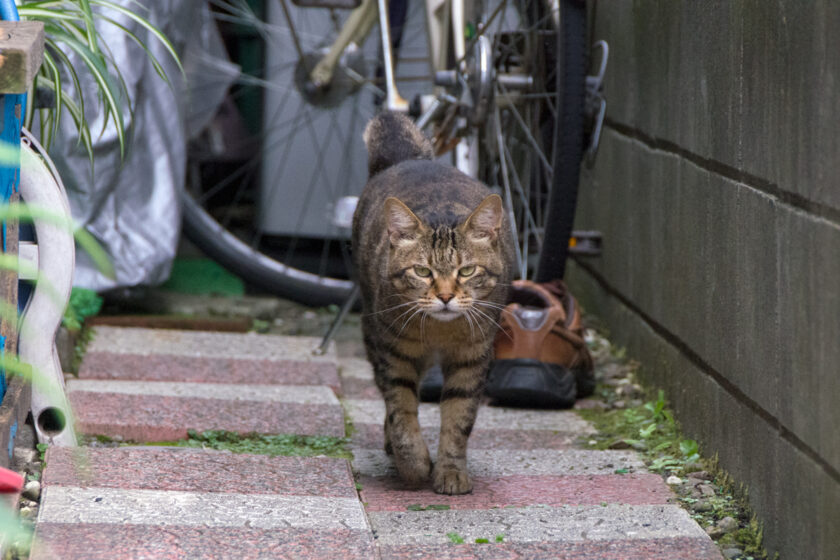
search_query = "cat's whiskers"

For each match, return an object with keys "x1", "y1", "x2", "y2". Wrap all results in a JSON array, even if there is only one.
[
  {"x1": 420, "y1": 310, "x2": 429, "y2": 347},
  {"x1": 470, "y1": 306, "x2": 508, "y2": 339},
  {"x1": 387, "y1": 303, "x2": 421, "y2": 331},
  {"x1": 461, "y1": 308, "x2": 477, "y2": 341},
  {"x1": 472, "y1": 299, "x2": 507, "y2": 311},
  {"x1": 465, "y1": 308, "x2": 486, "y2": 339},
  {"x1": 366, "y1": 300, "x2": 417, "y2": 317},
  {"x1": 396, "y1": 306, "x2": 425, "y2": 339}
]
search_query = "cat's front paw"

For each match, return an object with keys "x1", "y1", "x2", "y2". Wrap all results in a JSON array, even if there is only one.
[
  {"x1": 432, "y1": 466, "x2": 473, "y2": 495},
  {"x1": 392, "y1": 438, "x2": 432, "y2": 487}
]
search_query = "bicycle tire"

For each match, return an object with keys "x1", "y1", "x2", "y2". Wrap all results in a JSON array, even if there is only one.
[
  {"x1": 474, "y1": 0, "x2": 586, "y2": 282},
  {"x1": 183, "y1": 0, "x2": 587, "y2": 304},
  {"x1": 182, "y1": 0, "x2": 424, "y2": 306},
  {"x1": 182, "y1": 193, "x2": 354, "y2": 306},
  {"x1": 535, "y1": 0, "x2": 587, "y2": 282}
]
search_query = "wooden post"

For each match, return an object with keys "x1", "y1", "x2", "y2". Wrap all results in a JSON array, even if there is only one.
[{"x1": 0, "y1": 19, "x2": 44, "y2": 466}]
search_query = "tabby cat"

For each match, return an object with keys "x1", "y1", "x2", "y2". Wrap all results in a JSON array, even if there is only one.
[{"x1": 352, "y1": 112, "x2": 514, "y2": 494}]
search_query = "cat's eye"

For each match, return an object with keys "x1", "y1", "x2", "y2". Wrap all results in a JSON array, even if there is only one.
[
  {"x1": 414, "y1": 265, "x2": 432, "y2": 277},
  {"x1": 458, "y1": 265, "x2": 476, "y2": 277}
]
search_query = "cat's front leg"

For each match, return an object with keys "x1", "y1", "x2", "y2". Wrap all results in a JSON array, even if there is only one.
[
  {"x1": 377, "y1": 354, "x2": 432, "y2": 487},
  {"x1": 434, "y1": 354, "x2": 489, "y2": 495}
]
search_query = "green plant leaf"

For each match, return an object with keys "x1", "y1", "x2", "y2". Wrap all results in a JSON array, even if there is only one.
[
  {"x1": 639, "y1": 423, "x2": 657, "y2": 439},
  {"x1": 34, "y1": 76, "x2": 94, "y2": 158},
  {"x1": 21, "y1": 0, "x2": 183, "y2": 163},
  {"x1": 679, "y1": 439, "x2": 699, "y2": 457},
  {"x1": 43, "y1": 25, "x2": 126, "y2": 158},
  {"x1": 90, "y1": 0, "x2": 184, "y2": 77},
  {"x1": 446, "y1": 532, "x2": 465, "y2": 544},
  {"x1": 0, "y1": 203, "x2": 114, "y2": 279},
  {"x1": 63, "y1": 287, "x2": 103, "y2": 330},
  {"x1": 0, "y1": 143, "x2": 20, "y2": 166}
]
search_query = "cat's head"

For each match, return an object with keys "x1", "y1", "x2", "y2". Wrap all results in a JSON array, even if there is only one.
[{"x1": 383, "y1": 194, "x2": 506, "y2": 322}]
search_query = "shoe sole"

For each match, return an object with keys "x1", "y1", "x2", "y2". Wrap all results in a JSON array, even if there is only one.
[
  {"x1": 486, "y1": 359, "x2": 577, "y2": 409},
  {"x1": 418, "y1": 365, "x2": 444, "y2": 402}
]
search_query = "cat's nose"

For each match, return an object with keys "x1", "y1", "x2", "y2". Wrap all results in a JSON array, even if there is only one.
[{"x1": 437, "y1": 293, "x2": 454, "y2": 304}]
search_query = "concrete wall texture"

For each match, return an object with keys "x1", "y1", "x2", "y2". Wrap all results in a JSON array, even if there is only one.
[{"x1": 566, "y1": 2, "x2": 840, "y2": 558}]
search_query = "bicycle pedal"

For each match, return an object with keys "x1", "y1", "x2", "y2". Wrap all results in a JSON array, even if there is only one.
[
  {"x1": 291, "y1": 0, "x2": 361, "y2": 8},
  {"x1": 585, "y1": 40, "x2": 609, "y2": 164},
  {"x1": 568, "y1": 230, "x2": 602, "y2": 257}
]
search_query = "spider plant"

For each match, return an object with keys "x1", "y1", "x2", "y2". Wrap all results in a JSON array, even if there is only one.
[{"x1": 18, "y1": 0, "x2": 182, "y2": 162}]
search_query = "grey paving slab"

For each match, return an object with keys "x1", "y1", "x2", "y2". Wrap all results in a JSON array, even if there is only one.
[
  {"x1": 343, "y1": 399, "x2": 596, "y2": 434},
  {"x1": 367, "y1": 504, "x2": 707, "y2": 546},
  {"x1": 67, "y1": 379, "x2": 339, "y2": 405},
  {"x1": 340, "y1": 358, "x2": 374, "y2": 380},
  {"x1": 87, "y1": 326, "x2": 335, "y2": 362},
  {"x1": 38, "y1": 486, "x2": 369, "y2": 531},
  {"x1": 32, "y1": 525, "x2": 376, "y2": 560},
  {"x1": 351, "y1": 448, "x2": 645, "y2": 478}
]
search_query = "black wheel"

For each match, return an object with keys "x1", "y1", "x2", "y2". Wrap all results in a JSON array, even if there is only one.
[
  {"x1": 182, "y1": 0, "x2": 429, "y2": 306},
  {"x1": 536, "y1": 0, "x2": 587, "y2": 281},
  {"x1": 474, "y1": 0, "x2": 587, "y2": 281}
]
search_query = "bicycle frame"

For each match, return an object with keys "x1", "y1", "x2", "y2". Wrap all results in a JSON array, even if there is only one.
[{"x1": 301, "y1": 0, "x2": 466, "y2": 113}]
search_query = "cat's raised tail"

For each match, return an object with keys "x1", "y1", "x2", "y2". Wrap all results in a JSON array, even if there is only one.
[{"x1": 363, "y1": 112, "x2": 434, "y2": 177}]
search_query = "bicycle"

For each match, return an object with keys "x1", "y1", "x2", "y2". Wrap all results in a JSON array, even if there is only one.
[{"x1": 183, "y1": 0, "x2": 605, "y2": 307}]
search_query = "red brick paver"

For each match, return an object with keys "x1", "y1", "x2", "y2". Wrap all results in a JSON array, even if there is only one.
[
  {"x1": 80, "y1": 353, "x2": 341, "y2": 392},
  {"x1": 69, "y1": 392, "x2": 345, "y2": 441},
  {"x1": 359, "y1": 473, "x2": 673, "y2": 511},
  {"x1": 33, "y1": 326, "x2": 722, "y2": 559},
  {"x1": 44, "y1": 447, "x2": 358, "y2": 498}
]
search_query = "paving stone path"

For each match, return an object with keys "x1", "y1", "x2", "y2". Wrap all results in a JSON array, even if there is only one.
[{"x1": 33, "y1": 326, "x2": 723, "y2": 559}]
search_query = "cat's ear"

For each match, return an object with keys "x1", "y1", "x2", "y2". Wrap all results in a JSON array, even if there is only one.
[
  {"x1": 384, "y1": 197, "x2": 423, "y2": 246},
  {"x1": 463, "y1": 194, "x2": 503, "y2": 242}
]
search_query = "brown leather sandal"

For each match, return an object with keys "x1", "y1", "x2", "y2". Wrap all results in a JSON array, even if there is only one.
[{"x1": 486, "y1": 279, "x2": 595, "y2": 408}]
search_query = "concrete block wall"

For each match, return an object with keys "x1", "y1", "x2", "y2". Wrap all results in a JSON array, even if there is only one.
[{"x1": 566, "y1": 2, "x2": 840, "y2": 558}]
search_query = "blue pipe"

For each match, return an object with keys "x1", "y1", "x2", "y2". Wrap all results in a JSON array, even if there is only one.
[{"x1": 0, "y1": 0, "x2": 19, "y2": 22}]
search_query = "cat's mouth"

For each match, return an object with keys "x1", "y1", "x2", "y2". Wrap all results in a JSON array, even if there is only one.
[{"x1": 430, "y1": 309, "x2": 461, "y2": 322}]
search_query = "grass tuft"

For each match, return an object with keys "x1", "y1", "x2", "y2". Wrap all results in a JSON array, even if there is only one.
[{"x1": 145, "y1": 429, "x2": 353, "y2": 460}]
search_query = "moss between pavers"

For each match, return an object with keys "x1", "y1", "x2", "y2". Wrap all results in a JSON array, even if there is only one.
[
  {"x1": 576, "y1": 331, "x2": 775, "y2": 560},
  {"x1": 84, "y1": 430, "x2": 353, "y2": 460},
  {"x1": 149, "y1": 430, "x2": 354, "y2": 460},
  {"x1": 160, "y1": 258, "x2": 245, "y2": 297}
]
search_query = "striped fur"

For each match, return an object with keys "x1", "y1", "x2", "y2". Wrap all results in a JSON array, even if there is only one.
[{"x1": 353, "y1": 113, "x2": 514, "y2": 494}]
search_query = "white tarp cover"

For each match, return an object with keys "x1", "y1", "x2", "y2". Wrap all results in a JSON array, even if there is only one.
[{"x1": 44, "y1": 0, "x2": 238, "y2": 291}]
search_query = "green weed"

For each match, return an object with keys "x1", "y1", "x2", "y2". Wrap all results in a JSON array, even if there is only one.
[
  {"x1": 446, "y1": 532, "x2": 464, "y2": 544},
  {"x1": 406, "y1": 504, "x2": 450, "y2": 511},
  {"x1": 148, "y1": 430, "x2": 353, "y2": 459},
  {"x1": 577, "y1": 339, "x2": 774, "y2": 560},
  {"x1": 61, "y1": 288, "x2": 102, "y2": 331},
  {"x1": 578, "y1": 390, "x2": 700, "y2": 475}
]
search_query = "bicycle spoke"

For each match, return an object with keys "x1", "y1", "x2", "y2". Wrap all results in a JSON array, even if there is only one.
[
  {"x1": 493, "y1": 106, "x2": 524, "y2": 277},
  {"x1": 497, "y1": 80, "x2": 552, "y2": 173}
]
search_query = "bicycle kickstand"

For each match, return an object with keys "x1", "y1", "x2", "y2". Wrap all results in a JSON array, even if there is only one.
[{"x1": 314, "y1": 283, "x2": 360, "y2": 356}]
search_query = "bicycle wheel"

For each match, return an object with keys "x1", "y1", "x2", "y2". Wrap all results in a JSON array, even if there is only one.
[
  {"x1": 183, "y1": 0, "x2": 432, "y2": 306},
  {"x1": 473, "y1": 0, "x2": 587, "y2": 281}
]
